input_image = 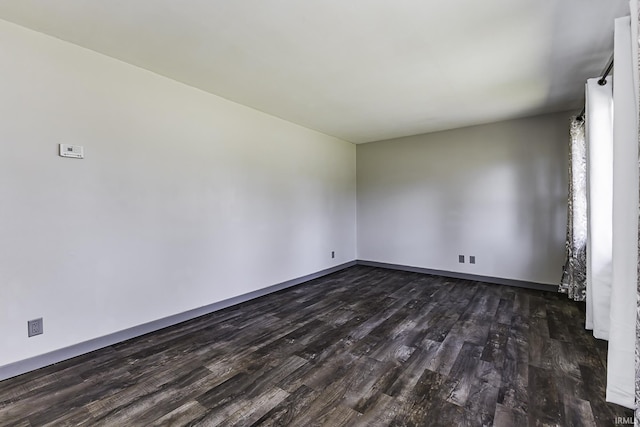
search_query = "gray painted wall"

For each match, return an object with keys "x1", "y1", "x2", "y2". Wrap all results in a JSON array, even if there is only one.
[
  {"x1": 357, "y1": 111, "x2": 571, "y2": 285},
  {"x1": 0, "y1": 17, "x2": 573, "y2": 374},
  {"x1": 0, "y1": 19, "x2": 356, "y2": 368}
]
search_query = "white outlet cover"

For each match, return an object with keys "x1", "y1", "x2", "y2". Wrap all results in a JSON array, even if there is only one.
[{"x1": 59, "y1": 144, "x2": 84, "y2": 159}]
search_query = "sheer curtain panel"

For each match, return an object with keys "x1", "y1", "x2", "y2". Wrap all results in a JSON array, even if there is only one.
[{"x1": 560, "y1": 118, "x2": 587, "y2": 301}]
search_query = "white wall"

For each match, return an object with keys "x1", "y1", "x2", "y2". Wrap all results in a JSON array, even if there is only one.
[
  {"x1": 357, "y1": 112, "x2": 570, "y2": 285},
  {"x1": 0, "y1": 19, "x2": 356, "y2": 367}
]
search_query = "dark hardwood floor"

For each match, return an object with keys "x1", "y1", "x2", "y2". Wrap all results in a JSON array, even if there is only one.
[{"x1": 0, "y1": 266, "x2": 633, "y2": 426}]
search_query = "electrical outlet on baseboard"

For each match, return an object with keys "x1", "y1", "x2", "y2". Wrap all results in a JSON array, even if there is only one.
[{"x1": 28, "y1": 318, "x2": 43, "y2": 337}]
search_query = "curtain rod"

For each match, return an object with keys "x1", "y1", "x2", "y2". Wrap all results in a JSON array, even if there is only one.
[{"x1": 577, "y1": 53, "x2": 614, "y2": 121}]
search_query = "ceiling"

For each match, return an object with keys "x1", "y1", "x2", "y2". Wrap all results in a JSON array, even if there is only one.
[{"x1": 0, "y1": 1, "x2": 630, "y2": 143}]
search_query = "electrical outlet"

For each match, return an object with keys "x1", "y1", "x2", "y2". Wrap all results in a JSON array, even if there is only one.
[
  {"x1": 458, "y1": 255, "x2": 465, "y2": 263},
  {"x1": 470, "y1": 256, "x2": 476, "y2": 264},
  {"x1": 28, "y1": 318, "x2": 43, "y2": 337},
  {"x1": 331, "y1": 251, "x2": 335, "y2": 259}
]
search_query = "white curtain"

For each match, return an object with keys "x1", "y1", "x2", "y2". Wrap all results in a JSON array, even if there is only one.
[
  {"x1": 631, "y1": 2, "x2": 640, "y2": 425},
  {"x1": 607, "y1": 15, "x2": 637, "y2": 410},
  {"x1": 584, "y1": 14, "x2": 637, "y2": 410},
  {"x1": 585, "y1": 76, "x2": 613, "y2": 340},
  {"x1": 632, "y1": 1, "x2": 640, "y2": 424}
]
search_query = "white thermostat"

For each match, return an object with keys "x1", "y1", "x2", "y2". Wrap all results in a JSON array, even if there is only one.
[{"x1": 59, "y1": 144, "x2": 84, "y2": 159}]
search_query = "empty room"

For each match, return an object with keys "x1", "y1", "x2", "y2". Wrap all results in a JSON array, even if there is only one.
[{"x1": 0, "y1": 1, "x2": 638, "y2": 426}]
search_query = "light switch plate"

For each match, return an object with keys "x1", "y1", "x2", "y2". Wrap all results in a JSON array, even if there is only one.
[{"x1": 59, "y1": 144, "x2": 84, "y2": 159}]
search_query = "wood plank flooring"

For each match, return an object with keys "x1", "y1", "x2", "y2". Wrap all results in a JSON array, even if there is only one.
[{"x1": 0, "y1": 266, "x2": 633, "y2": 426}]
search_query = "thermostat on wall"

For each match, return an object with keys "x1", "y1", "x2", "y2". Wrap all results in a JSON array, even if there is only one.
[{"x1": 59, "y1": 144, "x2": 84, "y2": 159}]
